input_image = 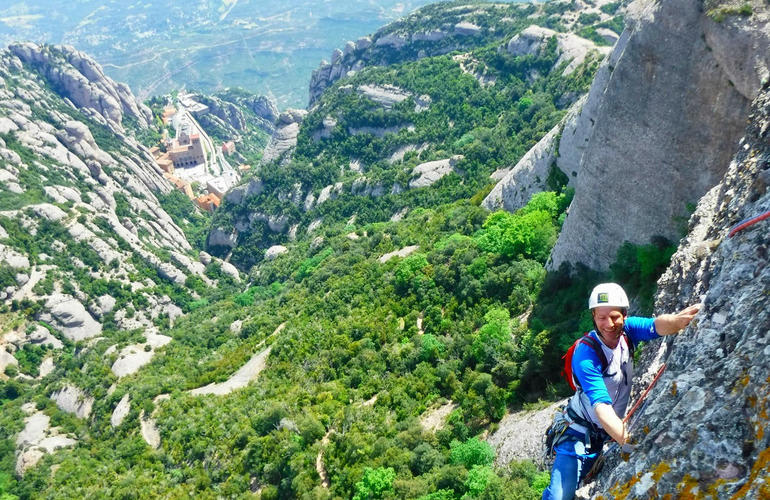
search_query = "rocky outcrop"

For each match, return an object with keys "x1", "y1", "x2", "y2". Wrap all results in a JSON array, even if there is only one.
[
  {"x1": 548, "y1": 0, "x2": 769, "y2": 271},
  {"x1": 40, "y1": 294, "x2": 102, "y2": 342},
  {"x1": 307, "y1": 3, "x2": 506, "y2": 105},
  {"x1": 8, "y1": 43, "x2": 152, "y2": 131},
  {"x1": 588, "y1": 83, "x2": 770, "y2": 499},
  {"x1": 379, "y1": 245, "x2": 419, "y2": 264},
  {"x1": 246, "y1": 95, "x2": 280, "y2": 124},
  {"x1": 224, "y1": 177, "x2": 264, "y2": 205},
  {"x1": 264, "y1": 245, "x2": 288, "y2": 260},
  {"x1": 189, "y1": 345, "x2": 272, "y2": 396},
  {"x1": 111, "y1": 393, "x2": 131, "y2": 427},
  {"x1": 51, "y1": 384, "x2": 94, "y2": 419},
  {"x1": 15, "y1": 408, "x2": 76, "y2": 475},
  {"x1": 409, "y1": 156, "x2": 464, "y2": 188},
  {"x1": 506, "y1": 25, "x2": 612, "y2": 77},
  {"x1": 262, "y1": 109, "x2": 307, "y2": 165}
]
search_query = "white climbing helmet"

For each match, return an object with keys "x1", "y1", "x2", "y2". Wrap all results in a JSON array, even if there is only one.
[{"x1": 588, "y1": 283, "x2": 629, "y2": 310}]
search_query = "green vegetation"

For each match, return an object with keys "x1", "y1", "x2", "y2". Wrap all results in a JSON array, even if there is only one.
[
  {"x1": 157, "y1": 190, "x2": 212, "y2": 250},
  {"x1": 0, "y1": 2, "x2": 680, "y2": 498},
  {"x1": 706, "y1": 2, "x2": 753, "y2": 22}
]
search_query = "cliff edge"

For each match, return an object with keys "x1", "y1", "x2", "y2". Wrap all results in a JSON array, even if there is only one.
[{"x1": 588, "y1": 82, "x2": 770, "y2": 498}]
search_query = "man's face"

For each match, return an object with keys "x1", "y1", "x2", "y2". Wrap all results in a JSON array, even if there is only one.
[{"x1": 592, "y1": 306, "x2": 626, "y2": 347}]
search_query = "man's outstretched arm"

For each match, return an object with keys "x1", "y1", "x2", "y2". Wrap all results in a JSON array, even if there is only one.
[{"x1": 654, "y1": 304, "x2": 700, "y2": 335}]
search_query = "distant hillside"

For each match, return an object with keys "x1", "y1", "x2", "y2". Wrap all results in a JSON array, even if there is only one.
[
  {"x1": 0, "y1": 0, "x2": 438, "y2": 108},
  {"x1": 210, "y1": 0, "x2": 617, "y2": 271}
]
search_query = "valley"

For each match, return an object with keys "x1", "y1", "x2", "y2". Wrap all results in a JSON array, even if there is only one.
[{"x1": 1, "y1": 0, "x2": 769, "y2": 498}]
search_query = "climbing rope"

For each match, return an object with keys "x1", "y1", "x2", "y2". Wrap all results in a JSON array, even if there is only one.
[
  {"x1": 728, "y1": 210, "x2": 770, "y2": 238},
  {"x1": 624, "y1": 363, "x2": 666, "y2": 426}
]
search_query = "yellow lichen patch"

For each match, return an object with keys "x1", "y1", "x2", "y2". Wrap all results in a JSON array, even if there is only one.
[
  {"x1": 730, "y1": 447, "x2": 770, "y2": 500},
  {"x1": 675, "y1": 474, "x2": 700, "y2": 499},
  {"x1": 748, "y1": 395, "x2": 757, "y2": 408},
  {"x1": 740, "y1": 374, "x2": 751, "y2": 387},
  {"x1": 652, "y1": 461, "x2": 671, "y2": 481},
  {"x1": 757, "y1": 423, "x2": 765, "y2": 441},
  {"x1": 671, "y1": 381, "x2": 678, "y2": 397},
  {"x1": 643, "y1": 425, "x2": 650, "y2": 435},
  {"x1": 608, "y1": 470, "x2": 644, "y2": 498}
]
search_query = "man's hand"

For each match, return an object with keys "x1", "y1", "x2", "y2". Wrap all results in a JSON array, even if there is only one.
[
  {"x1": 595, "y1": 403, "x2": 627, "y2": 444},
  {"x1": 655, "y1": 304, "x2": 701, "y2": 335}
]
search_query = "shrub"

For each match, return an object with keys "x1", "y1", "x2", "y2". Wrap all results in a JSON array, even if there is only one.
[{"x1": 449, "y1": 437, "x2": 495, "y2": 469}]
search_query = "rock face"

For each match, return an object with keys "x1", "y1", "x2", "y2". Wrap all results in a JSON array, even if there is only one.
[
  {"x1": 589, "y1": 84, "x2": 770, "y2": 499},
  {"x1": 488, "y1": 399, "x2": 567, "y2": 468},
  {"x1": 548, "y1": 0, "x2": 769, "y2": 271},
  {"x1": 483, "y1": 99, "x2": 584, "y2": 212},
  {"x1": 8, "y1": 43, "x2": 152, "y2": 131},
  {"x1": 262, "y1": 109, "x2": 307, "y2": 164}
]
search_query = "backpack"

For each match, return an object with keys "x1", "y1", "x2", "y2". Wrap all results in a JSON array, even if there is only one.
[{"x1": 561, "y1": 332, "x2": 634, "y2": 391}]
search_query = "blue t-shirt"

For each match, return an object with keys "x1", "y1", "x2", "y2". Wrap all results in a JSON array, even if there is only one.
[{"x1": 572, "y1": 317, "x2": 658, "y2": 407}]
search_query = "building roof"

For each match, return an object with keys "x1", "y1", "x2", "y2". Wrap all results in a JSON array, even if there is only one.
[{"x1": 195, "y1": 193, "x2": 221, "y2": 211}]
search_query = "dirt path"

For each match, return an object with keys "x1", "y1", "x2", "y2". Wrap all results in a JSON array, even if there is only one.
[
  {"x1": 316, "y1": 430, "x2": 333, "y2": 489},
  {"x1": 419, "y1": 401, "x2": 457, "y2": 432}
]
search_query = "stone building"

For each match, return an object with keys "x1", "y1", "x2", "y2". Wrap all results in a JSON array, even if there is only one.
[{"x1": 169, "y1": 130, "x2": 205, "y2": 169}]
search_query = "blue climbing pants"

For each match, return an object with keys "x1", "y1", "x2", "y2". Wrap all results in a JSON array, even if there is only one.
[{"x1": 542, "y1": 429, "x2": 599, "y2": 500}]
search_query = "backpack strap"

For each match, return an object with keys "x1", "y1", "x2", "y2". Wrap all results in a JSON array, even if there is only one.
[
  {"x1": 572, "y1": 334, "x2": 608, "y2": 389},
  {"x1": 577, "y1": 332, "x2": 635, "y2": 386}
]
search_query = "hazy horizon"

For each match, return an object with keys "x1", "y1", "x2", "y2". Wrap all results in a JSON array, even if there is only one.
[{"x1": 0, "y1": 0, "x2": 441, "y2": 109}]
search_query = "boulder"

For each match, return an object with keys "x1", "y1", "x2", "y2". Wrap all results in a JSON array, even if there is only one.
[
  {"x1": 42, "y1": 294, "x2": 102, "y2": 342},
  {"x1": 264, "y1": 245, "x2": 289, "y2": 260},
  {"x1": 409, "y1": 155, "x2": 464, "y2": 188},
  {"x1": 51, "y1": 384, "x2": 94, "y2": 419}
]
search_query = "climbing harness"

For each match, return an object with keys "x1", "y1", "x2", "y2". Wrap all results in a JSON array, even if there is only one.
[
  {"x1": 728, "y1": 210, "x2": 770, "y2": 238},
  {"x1": 583, "y1": 363, "x2": 667, "y2": 482}
]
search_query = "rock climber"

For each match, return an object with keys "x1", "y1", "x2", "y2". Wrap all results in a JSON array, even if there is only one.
[{"x1": 542, "y1": 282, "x2": 699, "y2": 500}]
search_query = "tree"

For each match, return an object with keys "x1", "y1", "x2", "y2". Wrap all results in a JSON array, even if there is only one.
[{"x1": 353, "y1": 467, "x2": 396, "y2": 500}]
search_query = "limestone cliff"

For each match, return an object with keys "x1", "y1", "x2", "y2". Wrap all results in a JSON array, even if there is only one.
[
  {"x1": 547, "y1": 0, "x2": 769, "y2": 271},
  {"x1": 8, "y1": 43, "x2": 152, "y2": 132},
  {"x1": 585, "y1": 81, "x2": 770, "y2": 499}
]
